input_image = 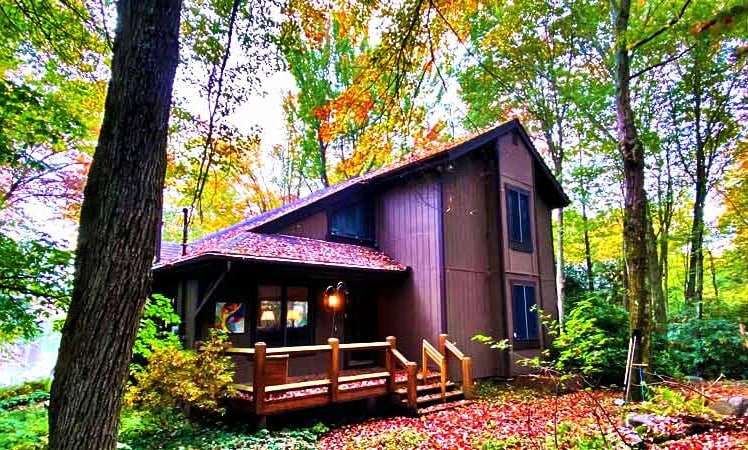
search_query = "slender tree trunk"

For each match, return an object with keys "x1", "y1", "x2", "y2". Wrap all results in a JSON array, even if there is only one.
[
  {"x1": 647, "y1": 213, "x2": 666, "y2": 331},
  {"x1": 48, "y1": 2, "x2": 181, "y2": 449},
  {"x1": 685, "y1": 58, "x2": 706, "y2": 318},
  {"x1": 581, "y1": 201, "x2": 594, "y2": 291},
  {"x1": 612, "y1": 0, "x2": 651, "y2": 397},
  {"x1": 555, "y1": 207, "x2": 565, "y2": 323},
  {"x1": 707, "y1": 248, "x2": 719, "y2": 302},
  {"x1": 685, "y1": 155, "x2": 706, "y2": 318}
]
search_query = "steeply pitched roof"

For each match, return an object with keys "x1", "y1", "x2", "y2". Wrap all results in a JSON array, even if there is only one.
[
  {"x1": 192, "y1": 119, "x2": 568, "y2": 246},
  {"x1": 155, "y1": 231, "x2": 407, "y2": 272}
]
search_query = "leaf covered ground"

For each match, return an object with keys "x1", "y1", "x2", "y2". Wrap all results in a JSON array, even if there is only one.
[{"x1": 319, "y1": 382, "x2": 748, "y2": 450}]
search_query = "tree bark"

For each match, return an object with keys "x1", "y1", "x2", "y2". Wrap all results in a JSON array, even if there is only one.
[
  {"x1": 581, "y1": 200, "x2": 594, "y2": 291},
  {"x1": 612, "y1": 0, "x2": 652, "y2": 397},
  {"x1": 685, "y1": 87, "x2": 707, "y2": 318},
  {"x1": 48, "y1": 2, "x2": 182, "y2": 449}
]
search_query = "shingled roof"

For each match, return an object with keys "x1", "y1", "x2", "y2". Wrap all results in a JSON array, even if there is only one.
[
  {"x1": 155, "y1": 231, "x2": 407, "y2": 272},
  {"x1": 156, "y1": 120, "x2": 568, "y2": 272}
]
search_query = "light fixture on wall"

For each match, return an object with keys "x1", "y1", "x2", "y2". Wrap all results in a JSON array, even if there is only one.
[
  {"x1": 324, "y1": 282, "x2": 347, "y2": 312},
  {"x1": 324, "y1": 281, "x2": 348, "y2": 338}
]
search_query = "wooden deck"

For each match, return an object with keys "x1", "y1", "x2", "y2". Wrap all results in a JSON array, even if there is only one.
[{"x1": 224, "y1": 334, "x2": 473, "y2": 418}]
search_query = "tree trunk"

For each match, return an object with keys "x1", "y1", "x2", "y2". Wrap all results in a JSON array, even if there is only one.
[
  {"x1": 648, "y1": 213, "x2": 666, "y2": 332},
  {"x1": 581, "y1": 201, "x2": 594, "y2": 291},
  {"x1": 48, "y1": 2, "x2": 182, "y2": 449},
  {"x1": 318, "y1": 139, "x2": 330, "y2": 187},
  {"x1": 555, "y1": 207, "x2": 565, "y2": 324},
  {"x1": 685, "y1": 148, "x2": 706, "y2": 319},
  {"x1": 612, "y1": 0, "x2": 651, "y2": 398}
]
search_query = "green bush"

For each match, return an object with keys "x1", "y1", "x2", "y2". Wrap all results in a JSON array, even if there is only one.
[
  {"x1": 653, "y1": 318, "x2": 748, "y2": 379},
  {"x1": 0, "y1": 391, "x2": 49, "y2": 411},
  {"x1": 125, "y1": 330, "x2": 235, "y2": 422},
  {"x1": 0, "y1": 404, "x2": 48, "y2": 450},
  {"x1": 119, "y1": 409, "x2": 326, "y2": 450},
  {"x1": 132, "y1": 293, "x2": 181, "y2": 361},
  {"x1": 552, "y1": 294, "x2": 629, "y2": 384},
  {"x1": 0, "y1": 379, "x2": 51, "y2": 401}
]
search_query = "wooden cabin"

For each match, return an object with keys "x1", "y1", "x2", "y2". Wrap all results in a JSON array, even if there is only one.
[{"x1": 153, "y1": 119, "x2": 569, "y2": 416}]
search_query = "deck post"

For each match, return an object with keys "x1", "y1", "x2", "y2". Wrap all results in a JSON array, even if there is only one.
[
  {"x1": 328, "y1": 338, "x2": 340, "y2": 402},
  {"x1": 438, "y1": 333, "x2": 448, "y2": 377},
  {"x1": 253, "y1": 342, "x2": 266, "y2": 416},
  {"x1": 385, "y1": 336, "x2": 396, "y2": 393},
  {"x1": 406, "y1": 362, "x2": 418, "y2": 410},
  {"x1": 462, "y1": 356, "x2": 473, "y2": 399}
]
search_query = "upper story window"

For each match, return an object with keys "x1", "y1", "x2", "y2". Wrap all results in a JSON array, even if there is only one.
[
  {"x1": 329, "y1": 202, "x2": 374, "y2": 244},
  {"x1": 512, "y1": 283, "x2": 539, "y2": 344},
  {"x1": 507, "y1": 187, "x2": 533, "y2": 252}
]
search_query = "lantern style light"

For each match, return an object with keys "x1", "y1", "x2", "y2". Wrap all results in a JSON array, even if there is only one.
[{"x1": 324, "y1": 282, "x2": 347, "y2": 312}]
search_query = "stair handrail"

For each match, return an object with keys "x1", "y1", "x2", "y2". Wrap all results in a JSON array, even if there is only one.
[
  {"x1": 386, "y1": 336, "x2": 417, "y2": 409},
  {"x1": 422, "y1": 338, "x2": 447, "y2": 402},
  {"x1": 439, "y1": 334, "x2": 473, "y2": 399}
]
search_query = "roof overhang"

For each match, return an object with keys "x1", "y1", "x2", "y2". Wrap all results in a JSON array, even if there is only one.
[{"x1": 153, "y1": 251, "x2": 411, "y2": 275}]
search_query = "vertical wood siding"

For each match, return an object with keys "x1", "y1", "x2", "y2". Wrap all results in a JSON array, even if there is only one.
[
  {"x1": 497, "y1": 131, "x2": 559, "y2": 375},
  {"x1": 278, "y1": 212, "x2": 328, "y2": 240},
  {"x1": 376, "y1": 177, "x2": 442, "y2": 361},
  {"x1": 442, "y1": 152, "x2": 503, "y2": 378}
]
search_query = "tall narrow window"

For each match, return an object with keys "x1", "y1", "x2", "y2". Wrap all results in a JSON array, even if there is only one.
[
  {"x1": 512, "y1": 283, "x2": 539, "y2": 343},
  {"x1": 507, "y1": 187, "x2": 533, "y2": 252}
]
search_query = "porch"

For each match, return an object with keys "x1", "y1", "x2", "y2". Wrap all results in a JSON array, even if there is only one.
[{"x1": 224, "y1": 334, "x2": 473, "y2": 418}]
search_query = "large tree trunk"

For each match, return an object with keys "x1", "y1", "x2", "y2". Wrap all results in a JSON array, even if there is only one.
[
  {"x1": 612, "y1": 0, "x2": 651, "y2": 399},
  {"x1": 648, "y1": 213, "x2": 667, "y2": 331},
  {"x1": 48, "y1": 2, "x2": 182, "y2": 449}
]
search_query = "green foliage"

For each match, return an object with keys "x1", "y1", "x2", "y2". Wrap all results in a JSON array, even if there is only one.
[
  {"x1": 126, "y1": 331, "x2": 235, "y2": 420},
  {"x1": 552, "y1": 294, "x2": 629, "y2": 383},
  {"x1": 119, "y1": 409, "x2": 326, "y2": 450},
  {"x1": 474, "y1": 435, "x2": 521, "y2": 450},
  {"x1": 0, "y1": 404, "x2": 48, "y2": 450},
  {"x1": 348, "y1": 428, "x2": 426, "y2": 450},
  {"x1": 132, "y1": 294, "x2": 181, "y2": 361},
  {"x1": 0, "y1": 233, "x2": 72, "y2": 343},
  {"x1": 0, "y1": 379, "x2": 50, "y2": 401},
  {"x1": 632, "y1": 386, "x2": 713, "y2": 418},
  {"x1": 0, "y1": 390, "x2": 48, "y2": 412},
  {"x1": 653, "y1": 318, "x2": 748, "y2": 379}
]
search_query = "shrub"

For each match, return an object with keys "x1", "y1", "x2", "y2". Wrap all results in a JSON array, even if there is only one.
[
  {"x1": 125, "y1": 330, "x2": 235, "y2": 421},
  {"x1": 0, "y1": 379, "x2": 51, "y2": 401},
  {"x1": 132, "y1": 293, "x2": 181, "y2": 362},
  {"x1": 653, "y1": 318, "x2": 748, "y2": 379},
  {"x1": 0, "y1": 404, "x2": 48, "y2": 450},
  {"x1": 552, "y1": 294, "x2": 629, "y2": 384},
  {"x1": 0, "y1": 390, "x2": 49, "y2": 411}
]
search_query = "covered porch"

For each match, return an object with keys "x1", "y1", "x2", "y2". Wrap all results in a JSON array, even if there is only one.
[{"x1": 153, "y1": 232, "x2": 412, "y2": 378}]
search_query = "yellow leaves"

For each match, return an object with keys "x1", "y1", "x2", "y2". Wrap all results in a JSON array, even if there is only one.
[{"x1": 126, "y1": 332, "x2": 235, "y2": 414}]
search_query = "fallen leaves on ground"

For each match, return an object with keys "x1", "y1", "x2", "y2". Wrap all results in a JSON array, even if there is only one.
[{"x1": 318, "y1": 383, "x2": 748, "y2": 450}]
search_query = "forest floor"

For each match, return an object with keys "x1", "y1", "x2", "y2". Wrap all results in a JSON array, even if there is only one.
[{"x1": 318, "y1": 381, "x2": 748, "y2": 449}]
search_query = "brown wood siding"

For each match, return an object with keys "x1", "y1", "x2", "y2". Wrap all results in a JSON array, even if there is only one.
[
  {"x1": 278, "y1": 212, "x2": 328, "y2": 240},
  {"x1": 498, "y1": 132, "x2": 549, "y2": 375},
  {"x1": 442, "y1": 152, "x2": 503, "y2": 378},
  {"x1": 376, "y1": 177, "x2": 442, "y2": 362}
]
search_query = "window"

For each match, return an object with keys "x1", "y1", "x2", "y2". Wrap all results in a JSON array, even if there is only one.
[
  {"x1": 512, "y1": 283, "x2": 539, "y2": 343},
  {"x1": 329, "y1": 202, "x2": 374, "y2": 243},
  {"x1": 256, "y1": 285, "x2": 310, "y2": 346},
  {"x1": 507, "y1": 187, "x2": 533, "y2": 252}
]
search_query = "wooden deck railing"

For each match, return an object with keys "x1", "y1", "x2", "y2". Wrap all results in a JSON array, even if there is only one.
[
  {"x1": 422, "y1": 338, "x2": 447, "y2": 401},
  {"x1": 225, "y1": 336, "x2": 419, "y2": 416},
  {"x1": 440, "y1": 334, "x2": 474, "y2": 399}
]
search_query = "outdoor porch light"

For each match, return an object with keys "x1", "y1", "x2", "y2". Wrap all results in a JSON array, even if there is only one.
[{"x1": 324, "y1": 282, "x2": 347, "y2": 312}]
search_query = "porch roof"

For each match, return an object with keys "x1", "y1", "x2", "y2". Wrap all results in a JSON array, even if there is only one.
[{"x1": 154, "y1": 231, "x2": 407, "y2": 273}]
